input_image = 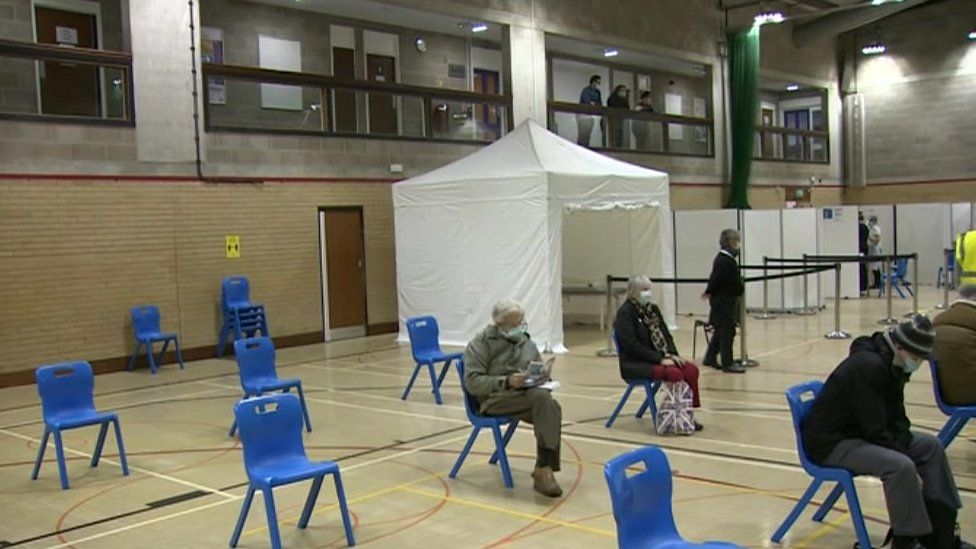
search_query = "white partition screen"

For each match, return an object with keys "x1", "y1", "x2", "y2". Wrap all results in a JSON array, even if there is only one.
[
  {"x1": 674, "y1": 209, "x2": 738, "y2": 316},
  {"x1": 896, "y1": 203, "x2": 951, "y2": 286},
  {"x1": 742, "y1": 210, "x2": 783, "y2": 310},
  {"x1": 817, "y1": 206, "x2": 859, "y2": 298},
  {"x1": 782, "y1": 208, "x2": 821, "y2": 309}
]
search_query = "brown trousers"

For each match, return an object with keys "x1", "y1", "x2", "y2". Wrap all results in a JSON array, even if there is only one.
[{"x1": 482, "y1": 387, "x2": 562, "y2": 470}]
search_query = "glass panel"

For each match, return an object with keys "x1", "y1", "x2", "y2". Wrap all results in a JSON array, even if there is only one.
[
  {"x1": 430, "y1": 99, "x2": 506, "y2": 142},
  {"x1": 400, "y1": 95, "x2": 425, "y2": 138},
  {"x1": 0, "y1": 55, "x2": 39, "y2": 114},
  {"x1": 664, "y1": 119, "x2": 711, "y2": 156},
  {"x1": 208, "y1": 78, "x2": 324, "y2": 132},
  {"x1": 102, "y1": 66, "x2": 128, "y2": 120},
  {"x1": 0, "y1": 55, "x2": 130, "y2": 120}
]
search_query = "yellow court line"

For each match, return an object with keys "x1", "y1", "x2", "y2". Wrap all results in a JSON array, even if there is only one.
[
  {"x1": 792, "y1": 511, "x2": 856, "y2": 548},
  {"x1": 399, "y1": 485, "x2": 616, "y2": 537}
]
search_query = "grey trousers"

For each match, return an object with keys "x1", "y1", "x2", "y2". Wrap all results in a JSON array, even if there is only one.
[
  {"x1": 823, "y1": 432, "x2": 962, "y2": 537},
  {"x1": 482, "y1": 388, "x2": 562, "y2": 470}
]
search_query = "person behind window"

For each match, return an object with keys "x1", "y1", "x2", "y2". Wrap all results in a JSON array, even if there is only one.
[
  {"x1": 631, "y1": 91, "x2": 655, "y2": 151},
  {"x1": 613, "y1": 276, "x2": 703, "y2": 430},
  {"x1": 576, "y1": 74, "x2": 602, "y2": 147},
  {"x1": 463, "y1": 299, "x2": 563, "y2": 497},
  {"x1": 802, "y1": 315, "x2": 971, "y2": 549},
  {"x1": 606, "y1": 84, "x2": 630, "y2": 149},
  {"x1": 933, "y1": 284, "x2": 976, "y2": 406},
  {"x1": 702, "y1": 229, "x2": 746, "y2": 373}
]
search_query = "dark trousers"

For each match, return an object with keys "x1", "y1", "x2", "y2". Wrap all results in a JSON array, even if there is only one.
[
  {"x1": 482, "y1": 388, "x2": 562, "y2": 471},
  {"x1": 704, "y1": 315, "x2": 736, "y2": 368},
  {"x1": 823, "y1": 433, "x2": 962, "y2": 537}
]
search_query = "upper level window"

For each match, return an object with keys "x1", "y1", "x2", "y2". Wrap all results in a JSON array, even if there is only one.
[{"x1": 755, "y1": 80, "x2": 829, "y2": 164}]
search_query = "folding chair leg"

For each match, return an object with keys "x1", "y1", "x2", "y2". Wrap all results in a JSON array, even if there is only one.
[
  {"x1": 91, "y1": 422, "x2": 109, "y2": 467},
  {"x1": 489, "y1": 421, "x2": 519, "y2": 464},
  {"x1": 606, "y1": 384, "x2": 637, "y2": 428},
  {"x1": 298, "y1": 475, "x2": 324, "y2": 529},
  {"x1": 938, "y1": 415, "x2": 966, "y2": 448},
  {"x1": 435, "y1": 359, "x2": 452, "y2": 389},
  {"x1": 491, "y1": 425, "x2": 515, "y2": 488},
  {"x1": 427, "y1": 362, "x2": 444, "y2": 405},
  {"x1": 771, "y1": 478, "x2": 823, "y2": 543},
  {"x1": 156, "y1": 339, "x2": 171, "y2": 370},
  {"x1": 296, "y1": 384, "x2": 312, "y2": 432},
  {"x1": 332, "y1": 472, "x2": 356, "y2": 547},
  {"x1": 113, "y1": 418, "x2": 129, "y2": 476},
  {"x1": 841, "y1": 477, "x2": 872, "y2": 549},
  {"x1": 146, "y1": 341, "x2": 157, "y2": 374},
  {"x1": 31, "y1": 428, "x2": 50, "y2": 480},
  {"x1": 400, "y1": 363, "x2": 424, "y2": 401},
  {"x1": 53, "y1": 429, "x2": 69, "y2": 490},
  {"x1": 174, "y1": 338, "x2": 185, "y2": 369},
  {"x1": 449, "y1": 427, "x2": 480, "y2": 479},
  {"x1": 812, "y1": 483, "x2": 844, "y2": 522},
  {"x1": 262, "y1": 487, "x2": 283, "y2": 549},
  {"x1": 126, "y1": 342, "x2": 142, "y2": 371},
  {"x1": 228, "y1": 418, "x2": 238, "y2": 438},
  {"x1": 230, "y1": 486, "x2": 256, "y2": 548}
]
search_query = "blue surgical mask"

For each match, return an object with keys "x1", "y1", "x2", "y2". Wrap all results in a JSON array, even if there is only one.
[
  {"x1": 895, "y1": 352, "x2": 924, "y2": 374},
  {"x1": 638, "y1": 290, "x2": 653, "y2": 306},
  {"x1": 504, "y1": 322, "x2": 527, "y2": 340}
]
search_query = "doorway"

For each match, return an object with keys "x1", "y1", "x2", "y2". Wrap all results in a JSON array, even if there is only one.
[
  {"x1": 34, "y1": 3, "x2": 100, "y2": 116},
  {"x1": 331, "y1": 46, "x2": 357, "y2": 133},
  {"x1": 366, "y1": 54, "x2": 397, "y2": 135},
  {"x1": 319, "y1": 208, "x2": 368, "y2": 341},
  {"x1": 473, "y1": 68, "x2": 500, "y2": 140}
]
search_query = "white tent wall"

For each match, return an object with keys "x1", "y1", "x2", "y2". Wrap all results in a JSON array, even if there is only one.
[
  {"x1": 782, "y1": 208, "x2": 822, "y2": 309},
  {"x1": 895, "y1": 203, "x2": 952, "y2": 287},
  {"x1": 951, "y1": 203, "x2": 975, "y2": 240},
  {"x1": 816, "y1": 206, "x2": 859, "y2": 298},
  {"x1": 742, "y1": 210, "x2": 783, "y2": 310},
  {"x1": 674, "y1": 209, "x2": 739, "y2": 316}
]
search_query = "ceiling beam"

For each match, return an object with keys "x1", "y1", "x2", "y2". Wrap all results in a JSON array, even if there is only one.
[{"x1": 793, "y1": 0, "x2": 933, "y2": 46}]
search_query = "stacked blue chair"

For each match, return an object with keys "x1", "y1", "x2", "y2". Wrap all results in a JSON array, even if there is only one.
[
  {"x1": 936, "y1": 254, "x2": 956, "y2": 289},
  {"x1": 402, "y1": 316, "x2": 463, "y2": 405},
  {"x1": 31, "y1": 362, "x2": 130, "y2": 490},
  {"x1": 229, "y1": 394, "x2": 355, "y2": 549},
  {"x1": 217, "y1": 276, "x2": 269, "y2": 358},
  {"x1": 605, "y1": 331, "x2": 661, "y2": 428},
  {"x1": 929, "y1": 361, "x2": 976, "y2": 448},
  {"x1": 879, "y1": 259, "x2": 914, "y2": 299},
  {"x1": 771, "y1": 381, "x2": 871, "y2": 549},
  {"x1": 449, "y1": 360, "x2": 520, "y2": 488},
  {"x1": 228, "y1": 337, "x2": 312, "y2": 438},
  {"x1": 126, "y1": 305, "x2": 184, "y2": 374},
  {"x1": 604, "y1": 445, "x2": 743, "y2": 548}
]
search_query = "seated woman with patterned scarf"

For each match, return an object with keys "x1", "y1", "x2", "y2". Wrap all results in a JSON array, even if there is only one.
[{"x1": 613, "y1": 275, "x2": 703, "y2": 431}]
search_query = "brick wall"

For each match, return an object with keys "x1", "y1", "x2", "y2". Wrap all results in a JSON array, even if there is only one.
[{"x1": 0, "y1": 177, "x2": 396, "y2": 377}]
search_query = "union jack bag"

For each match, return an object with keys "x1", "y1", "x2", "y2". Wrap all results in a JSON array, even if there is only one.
[{"x1": 654, "y1": 381, "x2": 695, "y2": 435}]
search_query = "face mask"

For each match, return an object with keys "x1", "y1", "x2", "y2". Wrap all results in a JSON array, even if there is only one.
[
  {"x1": 895, "y1": 352, "x2": 923, "y2": 374},
  {"x1": 638, "y1": 290, "x2": 653, "y2": 306},
  {"x1": 504, "y1": 322, "x2": 527, "y2": 340}
]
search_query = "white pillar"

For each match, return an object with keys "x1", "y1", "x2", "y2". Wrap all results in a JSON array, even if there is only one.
[
  {"x1": 129, "y1": 0, "x2": 201, "y2": 163},
  {"x1": 502, "y1": 24, "x2": 547, "y2": 127}
]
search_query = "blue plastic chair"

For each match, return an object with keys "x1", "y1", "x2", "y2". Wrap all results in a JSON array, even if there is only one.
[
  {"x1": 217, "y1": 276, "x2": 269, "y2": 358},
  {"x1": 31, "y1": 362, "x2": 130, "y2": 490},
  {"x1": 606, "y1": 331, "x2": 661, "y2": 429},
  {"x1": 229, "y1": 394, "x2": 355, "y2": 549},
  {"x1": 228, "y1": 337, "x2": 311, "y2": 438},
  {"x1": 929, "y1": 361, "x2": 976, "y2": 448},
  {"x1": 771, "y1": 381, "x2": 871, "y2": 549},
  {"x1": 937, "y1": 253, "x2": 956, "y2": 288},
  {"x1": 604, "y1": 445, "x2": 743, "y2": 548},
  {"x1": 879, "y1": 259, "x2": 914, "y2": 299},
  {"x1": 449, "y1": 360, "x2": 520, "y2": 488},
  {"x1": 402, "y1": 316, "x2": 463, "y2": 405},
  {"x1": 126, "y1": 305, "x2": 184, "y2": 374}
]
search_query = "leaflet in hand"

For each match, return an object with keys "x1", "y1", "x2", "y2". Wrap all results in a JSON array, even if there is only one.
[{"x1": 523, "y1": 356, "x2": 555, "y2": 387}]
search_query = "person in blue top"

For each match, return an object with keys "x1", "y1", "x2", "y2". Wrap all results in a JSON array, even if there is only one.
[{"x1": 577, "y1": 74, "x2": 602, "y2": 146}]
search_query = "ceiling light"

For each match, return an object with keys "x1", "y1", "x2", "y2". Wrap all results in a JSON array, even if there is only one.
[
  {"x1": 861, "y1": 42, "x2": 886, "y2": 55},
  {"x1": 871, "y1": 0, "x2": 904, "y2": 5},
  {"x1": 470, "y1": 23, "x2": 488, "y2": 33},
  {"x1": 754, "y1": 10, "x2": 785, "y2": 25},
  {"x1": 603, "y1": 48, "x2": 619, "y2": 58},
  {"x1": 786, "y1": 84, "x2": 800, "y2": 91}
]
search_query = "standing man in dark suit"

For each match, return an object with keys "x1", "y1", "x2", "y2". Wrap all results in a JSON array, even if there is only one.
[
  {"x1": 702, "y1": 229, "x2": 746, "y2": 373},
  {"x1": 859, "y1": 211, "x2": 870, "y2": 295}
]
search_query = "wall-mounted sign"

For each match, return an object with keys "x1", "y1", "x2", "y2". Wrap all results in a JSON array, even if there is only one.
[
  {"x1": 226, "y1": 235, "x2": 241, "y2": 258},
  {"x1": 55, "y1": 26, "x2": 78, "y2": 45}
]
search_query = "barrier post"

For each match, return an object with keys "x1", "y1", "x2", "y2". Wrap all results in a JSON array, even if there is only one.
[
  {"x1": 596, "y1": 275, "x2": 617, "y2": 357},
  {"x1": 937, "y1": 249, "x2": 950, "y2": 310},
  {"x1": 911, "y1": 253, "x2": 919, "y2": 316},
  {"x1": 795, "y1": 255, "x2": 816, "y2": 315},
  {"x1": 734, "y1": 288, "x2": 759, "y2": 368},
  {"x1": 754, "y1": 256, "x2": 777, "y2": 320},
  {"x1": 878, "y1": 257, "x2": 898, "y2": 325},
  {"x1": 825, "y1": 263, "x2": 852, "y2": 339}
]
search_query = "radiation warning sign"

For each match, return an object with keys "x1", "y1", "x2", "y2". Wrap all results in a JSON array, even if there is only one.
[{"x1": 225, "y1": 235, "x2": 241, "y2": 258}]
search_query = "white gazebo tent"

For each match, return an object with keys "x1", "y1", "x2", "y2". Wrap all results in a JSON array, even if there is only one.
[{"x1": 393, "y1": 120, "x2": 674, "y2": 352}]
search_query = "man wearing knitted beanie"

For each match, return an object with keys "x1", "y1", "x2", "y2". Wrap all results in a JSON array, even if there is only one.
[{"x1": 802, "y1": 314, "x2": 971, "y2": 549}]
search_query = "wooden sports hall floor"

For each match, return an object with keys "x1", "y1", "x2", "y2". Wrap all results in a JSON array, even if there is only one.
[{"x1": 0, "y1": 287, "x2": 972, "y2": 548}]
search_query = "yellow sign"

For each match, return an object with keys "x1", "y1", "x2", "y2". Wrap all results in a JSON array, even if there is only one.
[{"x1": 225, "y1": 235, "x2": 241, "y2": 259}]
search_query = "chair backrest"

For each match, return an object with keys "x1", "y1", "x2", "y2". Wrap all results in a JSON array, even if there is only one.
[
  {"x1": 604, "y1": 445, "x2": 680, "y2": 545},
  {"x1": 895, "y1": 258, "x2": 909, "y2": 277},
  {"x1": 36, "y1": 362, "x2": 97, "y2": 420},
  {"x1": 406, "y1": 316, "x2": 442, "y2": 359},
  {"x1": 131, "y1": 305, "x2": 162, "y2": 338},
  {"x1": 233, "y1": 337, "x2": 278, "y2": 390},
  {"x1": 222, "y1": 276, "x2": 251, "y2": 311},
  {"x1": 234, "y1": 394, "x2": 308, "y2": 475},
  {"x1": 929, "y1": 361, "x2": 954, "y2": 416},
  {"x1": 454, "y1": 359, "x2": 484, "y2": 423},
  {"x1": 785, "y1": 380, "x2": 825, "y2": 474}
]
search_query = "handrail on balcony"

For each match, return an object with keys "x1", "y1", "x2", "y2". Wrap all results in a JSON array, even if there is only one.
[
  {"x1": 756, "y1": 124, "x2": 828, "y2": 139},
  {"x1": 0, "y1": 38, "x2": 131, "y2": 65},
  {"x1": 548, "y1": 100, "x2": 712, "y2": 127}
]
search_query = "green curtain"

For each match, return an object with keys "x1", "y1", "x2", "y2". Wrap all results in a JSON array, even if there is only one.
[{"x1": 726, "y1": 26, "x2": 760, "y2": 209}]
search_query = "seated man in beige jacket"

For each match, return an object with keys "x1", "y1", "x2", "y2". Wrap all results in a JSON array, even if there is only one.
[
  {"x1": 463, "y1": 299, "x2": 563, "y2": 497},
  {"x1": 933, "y1": 284, "x2": 976, "y2": 406}
]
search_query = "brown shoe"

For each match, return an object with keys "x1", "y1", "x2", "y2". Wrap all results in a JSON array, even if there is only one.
[{"x1": 532, "y1": 467, "x2": 563, "y2": 498}]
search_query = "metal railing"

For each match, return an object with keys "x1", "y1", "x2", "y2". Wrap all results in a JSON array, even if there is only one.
[
  {"x1": 202, "y1": 64, "x2": 512, "y2": 144},
  {"x1": 547, "y1": 101, "x2": 714, "y2": 157},
  {"x1": 754, "y1": 125, "x2": 829, "y2": 164},
  {"x1": 0, "y1": 38, "x2": 133, "y2": 124}
]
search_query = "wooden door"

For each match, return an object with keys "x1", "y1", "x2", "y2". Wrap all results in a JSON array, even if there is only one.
[
  {"x1": 35, "y1": 6, "x2": 99, "y2": 116},
  {"x1": 473, "y1": 69, "x2": 500, "y2": 140},
  {"x1": 322, "y1": 208, "x2": 367, "y2": 333},
  {"x1": 366, "y1": 54, "x2": 397, "y2": 135},
  {"x1": 332, "y1": 47, "x2": 357, "y2": 133}
]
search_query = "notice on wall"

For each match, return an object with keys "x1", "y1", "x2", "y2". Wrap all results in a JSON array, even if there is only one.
[
  {"x1": 226, "y1": 235, "x2": 241, "y2": 259},
  {"x1": 55, "y1": 26, "x2": 78, "y2": 46},
  {"x1": 665, "y1": 93, "x2": 683, "y2": 140},
  {"x1": 202, "y1": 27, "x2": 226, "y2": 105}
]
